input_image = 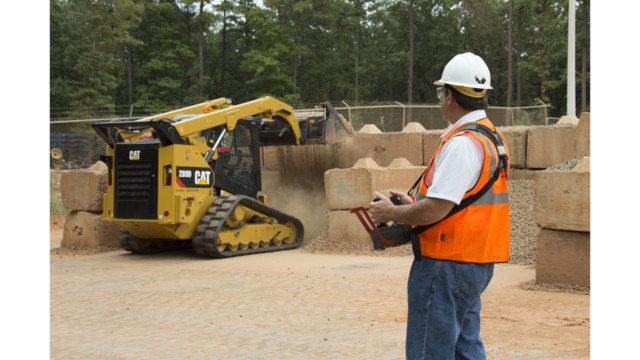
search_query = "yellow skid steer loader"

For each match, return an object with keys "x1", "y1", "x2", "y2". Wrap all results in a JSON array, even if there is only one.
[{"x1": 92, "y1": 96, "x2": 352, "y2": 257}]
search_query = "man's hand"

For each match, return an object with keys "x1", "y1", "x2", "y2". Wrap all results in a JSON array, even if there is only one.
[
  {"x1": 368, "y1": 192, "x2": 395, "y2": 224},
  {"x1": 389, "y1": 190, "x2": 413, "y2": 205}
]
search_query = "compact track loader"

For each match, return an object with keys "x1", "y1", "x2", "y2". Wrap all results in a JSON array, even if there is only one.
[{"x1": 92, "y1": 96, "x2": 352, "y2": 257}]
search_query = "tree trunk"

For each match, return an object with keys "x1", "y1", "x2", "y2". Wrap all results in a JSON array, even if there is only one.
[
  {"x1": 354, "y1": 0, "x2": 361, "y2": 105},
  {"x1": 407, "y1": 0, "x2": 414, "y2": 123},
  {"x1": 507, "y1": 0, "x2": 513, "y2": 108},
  {"x1": 221, "y1": 2, "x2": 227, "y2": 95},
  {"x1": 292, "y1": 12, "x2": 299, "y2": 94},
  {"x1": 516, "y1": 55, "x2": 521, "y2": 107},
  {"x1": 581, "y1": 0, "x2": 589, "y2": 112},
  {"x1": 198, "y1": 0, "x2": 205, "y2": 98},
  {"x1": 243, "y1": 0, "x2": 251, "y2": 51}
]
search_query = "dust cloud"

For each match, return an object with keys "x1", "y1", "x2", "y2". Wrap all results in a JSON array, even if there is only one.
[{"x1": 265, "y1": 184, "x2": 328, "y2": 243}]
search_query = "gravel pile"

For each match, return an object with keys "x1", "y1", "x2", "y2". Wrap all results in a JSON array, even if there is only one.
[
  {"x1": 302, "y1": 232, "x2": 414, "y2": 257},
  {"x1": 520, "y1": 280, "x2": 589, "y2": 295},
  {"x1": 50, "y1": 245, "x2": 123, "y2": 256},
  {"x1": 507, "y1": 179, "x2": 539, "y2": 265},
  {"x1": 547, "y1": 159, "x2": 577, "y2": 172},
  {"x1": 302, "y1": 179, "x2": 539, "y2": 265}
]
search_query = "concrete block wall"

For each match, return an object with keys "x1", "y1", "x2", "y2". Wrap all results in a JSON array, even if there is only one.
[
  {"x1": 497, "y1": 126, "x2": 528, "y2": 168},
  {"x1": 535, "y1": 228, "x2": 590, "y2": 287},
  {"x1": 62, "y1": 211, "x2": 121, "y2": 249},
  {"x1": 575, "y1": 112, "x2": 590, "y2": 158},
  {"x1": 324, "y1": 158, "x2": 426, "y2": 210},
  {"x1": 324, "y1": 157, "x2": 426, "y2": 249},
  {"x1": 533, "y1": 158, "x2": 590, "y2": 232},
  {"x1": 59, "y1": 161, "x2": 121, "y2": 249},
  {"x1": 422, "y1": 129, "x2": 446, "y2": 164},
  {"x1": 526, "y1": 125, "x2": 577, "y2": 169},
  {"x1": 257, "y1": 117, "x2": 590, "y2": 263},
  {"x1": 328, "y1": 210, "x2": 372, "y2": 248},
  {"x1": 260, "y1": 114, "x2": 591, "y2": 174},
  {"x1": 60, "y1": 161, "x2": 108, "y2": 211},
  {"x1": 341, "y1": 132, "x2": 424, "y2": 167},
  {"x1": 534, "y1": 156, "x2": 590, "y2": 287}
]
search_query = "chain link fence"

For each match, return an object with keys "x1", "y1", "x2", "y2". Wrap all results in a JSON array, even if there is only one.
[{"x1": 50, "y1": 101, "x2": 550, "y2": 170}]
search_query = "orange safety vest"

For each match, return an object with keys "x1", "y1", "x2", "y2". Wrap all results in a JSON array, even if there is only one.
[{"x1": 414, "y1": 118, "x2": 510, "y2": 263}]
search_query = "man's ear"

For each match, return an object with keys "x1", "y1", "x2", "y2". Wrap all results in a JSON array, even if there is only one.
[{"x1": 446, "y1": 91, "x2": 454, "y2": 106}]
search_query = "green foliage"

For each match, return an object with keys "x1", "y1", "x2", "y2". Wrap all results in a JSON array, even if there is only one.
[
  {"x1": 50, "y1": 190, "x2": 69, "y2": 216},
  {"x1": 51, "y1": 0, "x2": 589, "y2": 117}
]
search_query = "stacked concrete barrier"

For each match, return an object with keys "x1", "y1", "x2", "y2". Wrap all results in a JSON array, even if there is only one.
[
  {"x1": 60, "y1": 161, "x2": 121, "y2": 249},
  {"x1": 339, "y1": 124, "x2": 424, "y2": 167},
  {"x1": 325, "y1": 158, "x2": 426, "y2": 247},
  {"x1": 497, "y1": 126, "x2": 528, "y2": 169},
  {"x1": 422, "y1": 129, "x2": 447, "y2": 164},
  {"x1": 574, "y1": 112, "x2": 590, "y2": 158},
  {"x1": 533, "y1": 157, "x2": 590, "y2": 286},
  {"x1": 527, "y1": 124, "x2": 577, "y2": 169},
  {"x1": 257, "y1": 115, "x2": 590, "y2": 257}
]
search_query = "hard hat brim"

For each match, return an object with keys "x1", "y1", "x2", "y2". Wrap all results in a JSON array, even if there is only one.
[{"x1": 433, "y1": 79, "x2": 492, "y2": 90}]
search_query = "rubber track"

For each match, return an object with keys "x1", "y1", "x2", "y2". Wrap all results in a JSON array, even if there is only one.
[
  {"x1": 119, "y1": 231, "x2": 190, "y2": 254},
  {"x1": 192, "y1": 195, "x2": 304, "y2": 258}
]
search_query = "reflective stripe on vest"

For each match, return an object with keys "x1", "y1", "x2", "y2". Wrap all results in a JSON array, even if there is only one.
[{"x1": 415, "y1": 118, "x2": 510, "y2": 263}]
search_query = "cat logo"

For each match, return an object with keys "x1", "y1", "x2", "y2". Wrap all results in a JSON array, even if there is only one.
[
  {"x1": 129, "y1": 150, "x2": 141, "y2": 160},
  {"x1": 475, "y1": 76, "x2": 486, "y2": 85},
  {"x1": 194, "y1": 170, "x2": 211, "y2": 186}
]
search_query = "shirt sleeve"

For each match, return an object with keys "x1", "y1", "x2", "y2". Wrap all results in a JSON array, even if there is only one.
[{"x1": 426, "y1": 135, "x2": 484, "y2": 205}]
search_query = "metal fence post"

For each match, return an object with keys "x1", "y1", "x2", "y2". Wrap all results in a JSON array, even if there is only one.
[
  {"x1": 341, "y1": 100, "x2": 351, "y2": 122},
  {"x1": 394, "y1": 101, "x2": 405, "y2": 129}
]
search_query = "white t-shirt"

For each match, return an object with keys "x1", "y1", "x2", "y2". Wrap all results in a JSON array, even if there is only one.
[{"x1": 426, "y1": 110, "x2": 486, "y2": 205}]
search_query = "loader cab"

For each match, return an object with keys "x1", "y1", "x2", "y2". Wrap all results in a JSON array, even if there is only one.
[{"x1": 211, "y1": 119, "x2": 262, "y2": 199}]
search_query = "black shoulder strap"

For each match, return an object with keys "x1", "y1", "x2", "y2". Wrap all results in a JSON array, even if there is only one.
[{"x1": 410, "y1": 123, "x2": 509, "y2": 236}]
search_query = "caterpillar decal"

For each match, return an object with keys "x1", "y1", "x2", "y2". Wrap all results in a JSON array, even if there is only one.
[{"x1": 176, "y1": 167, "x2": 213, "y2": 188}]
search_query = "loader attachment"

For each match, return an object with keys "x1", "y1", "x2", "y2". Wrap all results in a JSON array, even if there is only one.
[{"x1": 257, "y1": 102, "x2": 353, "y2": 146}]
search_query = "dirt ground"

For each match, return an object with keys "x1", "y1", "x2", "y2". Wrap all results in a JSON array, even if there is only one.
[{"x1": 51, "y1": 222, "x2": 589, "y2": 359}]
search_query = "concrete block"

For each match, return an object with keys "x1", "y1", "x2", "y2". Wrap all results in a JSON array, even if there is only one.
[
  {"x1": 388, "y1": 158, "x2": 414, "y2": 167},
  {"x1": 324, "y1": 168, "x2": 375, "y2": 210},
  {"x1": 62, "y1": 211, "x2": 121, "y2": 249},
  {"x1": 557, "y1": 115, "x2": 579, "y2": 125},
  {"x1": 339, "y1": 132, "x2": 423, "y2": 167},
  {"x1": 274, "y1": 143, "x2": 345, "y2": 189},
  {"x1": 358, "y1": 124, "x2": 382, "y2": 134},
  {"x1": 572, "y1": 156, "x2": 590, "y2": 173},
  {"x1": 534, "y1": 162, "x2": 590, "y2": 232},
  {"x1": 60, "y1": 162, "x2": 108, "y2": 211},
  {"x1": 324, "y1": 161, "x2": 426, "y2": 210},
  {"x1": 329, "y1": 210, "x2": 372, "y2": 247},
  {"x1": 575, "y1": 112, "x2": 590, "y2": 158},
  {"x1": 352, "y1": 157, "x2": 382, "y2": 169},
  {"x1": 402, "y1": 122, "x2": 427, "y2": 133},
  {"x1": 526, "y1": 125, "x2": 576, "y2": 169},
  {"x1": 88, "y1": 161, "x2": 108, "y2": 173},
  {"x1": 261, "y1": 146, "x2": 280, "y2": 170},
  {"x1": 536, "y1": 228, "x2": 590, "y2": 287},
  {"x1": 507, "y1": 169, "x2": 539, "y2": 181},
  {"x1": 422, "y1": 129, "x2": 446, "y2": 165},
  {"x1": 497, "y1": 126, "x2": 528, "y2": 169}
]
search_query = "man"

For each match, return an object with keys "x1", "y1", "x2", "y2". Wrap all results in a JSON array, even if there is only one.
[{"x1": 368, "y1": 52, "x2": 510, "y2": 360}]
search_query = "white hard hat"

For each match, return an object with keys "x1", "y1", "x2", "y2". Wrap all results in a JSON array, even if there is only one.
[{"x1": 434, "y1": 52, "x2": 492, "y2": 91}]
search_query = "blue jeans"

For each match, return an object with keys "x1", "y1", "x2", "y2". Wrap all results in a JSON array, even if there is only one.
[{"x1": 405, "y1": 257, "x2": 494, "y2": 360}]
